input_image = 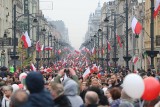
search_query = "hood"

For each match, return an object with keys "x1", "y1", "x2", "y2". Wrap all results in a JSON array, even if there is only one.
[
  {"x1": 28, "y1": 89, "x2": 54, "y2": 107},
  {"x1": 62, "y1": 78, "x2": 78, "y2": 96},
  {"x1": 26, "y1": 72, "x2": 44, "y2": 93}
]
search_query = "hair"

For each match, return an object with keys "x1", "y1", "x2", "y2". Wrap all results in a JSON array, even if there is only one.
[
  {"x1": 109, "y1": 87, "x2": 121, "y2": 100},
  {"x1": 50, "y1": 82, "x2": 64, "y2": 96},
  {"x1": 10, "y1": 90, "x2": 28, "y2": 107},
  {"x1": 85, "y1": 91, "x2": 99, "y2": 104},
  {"x1": 3, "y1": 85, "x2": 13, "y2": 92}
]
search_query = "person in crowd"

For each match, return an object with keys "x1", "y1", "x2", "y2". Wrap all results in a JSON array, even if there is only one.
[
  {"x1": 49, "y1": 82, "x2": 71, "y2": 107},
  {"x1": 10, "y1": 90, "x2": 28, "y2": 107},
  {"x1": 119, "y1": 89, "x2": 134, "y2": 107},
  {"x1": 87, "y1": 86, "x2": 109, "y2": 106},
  {"x1": 109, "y1": 74, "x2": 122, "y2": 89},
  {"x1": 109, "y1": 87, "x2": 121, "y2": 107},
  {"x1": 1, "y1": 85, "x2": 13, "y2": 107},
  {"x1": 22, "y1": 72, "x2": 54, "y2": 107},
  {"x1": 62, "y1": 77, "x2": 83, "y2": 107},
  {"x1": 0, "y1": 66, "x2": 8, "y2": 78},
  {"x1": 80, "y1": 91, "x2": 99, "y2": 107}
]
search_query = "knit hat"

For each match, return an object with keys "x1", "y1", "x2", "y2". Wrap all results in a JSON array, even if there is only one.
[{"x1": 25, "y1": 72, "x2": 44, "y2": 93}]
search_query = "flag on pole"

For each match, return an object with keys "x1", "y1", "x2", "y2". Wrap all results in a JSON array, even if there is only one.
[
  {"x1": 82, "y1": 67, "x2": 90, "y2": 78},
  {"x1": 153, "y1": 0, "x2": 160, "y2": 18},
  {"x1": 41, "y1": 45, "x2": 44, "y2": 51},
  {"x1": 44, "y1": 47, "x2": 53, "y2": 51},
  {"x1": 30, "y1": 63, "x2": 36, "y2": 71},
  {"x1": 107, "y1": 40, "x2": 111, "y2": 51},
  {"x1": 36, "y1": 41, "x2": 41, "y2": 52},
  {"x1": 21, "y1": 31, "x2": 31, "y2": 48},
  {"x1": 74, "y1": 50, "x2": 80, "y2": 54},
  {"x1": 116, "y1": 35, "x2": 122, "y2": 48},
  {"x1": 91, "y1": 47, "x2": 96, "y2": 54},
  {"x1": 131, "y1": 17, "x2": 142, "y2": 35},
  {"x1": 133, "y1": 56, "x2": 139, "y2": 64}
]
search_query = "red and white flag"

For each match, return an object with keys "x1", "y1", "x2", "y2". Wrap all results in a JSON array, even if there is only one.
[
  {"x1": 82, "y1": 67, "x2": 90, "y2": 78},
  {"x1": 116, "y1": 35, "x2": 122, "y2": 48},
  {"x1": 41, "y1": 45, "x2": 44, "y2": 51},
  {"x1": 131, "y1": 17, "x2": 142, "y2": 35},
  {"x1": 58, "y1": 49, "x2": 61, "y2": 54},
  {"x1": 74, "y1": 50, "x2": 80, "y2": 54},
  {"x1": 21, "y1": 31, "x2": 31, "y2": 48},
  {"x1": 133, "y1": 56, "x2": 139, "y2": 64},
  {"x1": 154, "y1": 0, "x2": 160, "y2": 18},
  {"x1": 36, "y1": 41, "x2": 41, "y2": 52},
  {"x1": 107, "y1": 40, "x2": 111, "y2": 51},
  {"x1": 45, "y1": 47, "x2": 53, "y2": 51},
  {"x1": 30, "y1": 63, "x2": 36, "y2": 71},
  {"x1": 91, "y1": 47, "x2": 96, "y2": 54}
]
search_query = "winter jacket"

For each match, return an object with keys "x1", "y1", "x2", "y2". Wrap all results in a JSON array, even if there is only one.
[
  {"x1": 119, "y1": 99, "x2": 134, "y2": 107},
  {"x1": 110, "y1": 99, "x2": 121, "y2": 107},
  {"x1": 1, "y1": 96, "x2": 10, "y2": 107},
  {"x1": 62, "y1": 78, "x2": 83, "y2": 107},
  {"x1": 54, "y1": 94, "x2": 71, "y2": 107},
  {"x1": 22, "y1": 89, "x2": 54, "y2": 107}
]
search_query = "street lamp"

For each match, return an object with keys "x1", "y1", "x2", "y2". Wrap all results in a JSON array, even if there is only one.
[
  {"x1": 123, "y1": 0, "x2": 132, "y2": 70},
  {"x1": 112, "y1": 13, "x2": 119, "y2": 69},
  {"x1": 146, "y1": 0, "x2": 159, "y2": 69},
  {"x1": 104, "y1": 16, "x2": 110, "y2": 72}
]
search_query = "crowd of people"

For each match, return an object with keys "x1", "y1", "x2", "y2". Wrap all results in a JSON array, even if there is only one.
[{"x1": 0, "y1": 64, "x2": 159, "y2": 107}]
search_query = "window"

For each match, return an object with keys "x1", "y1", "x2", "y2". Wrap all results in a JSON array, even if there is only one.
[{"x1": 156, "y1": 35, "x2": 160, "y2": 46}]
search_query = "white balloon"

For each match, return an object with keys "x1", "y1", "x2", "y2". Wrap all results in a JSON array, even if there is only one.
[
  {"x1": 123, "y1": 73, "x2": 145, "y2": 99},
  {"x1": 12, "y1": 84, "x2": 19, "y2": 92},
  {"x1": 19, "y1": 73, "x2": 27, "y2": 82}
]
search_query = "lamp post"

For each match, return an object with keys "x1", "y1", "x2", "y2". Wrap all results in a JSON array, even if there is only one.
[
  {"x1": 123, "y1": 0, "x2": 132, "y2": 70},
  {"x1": 33, "y1": 18, "x2": 41, "y2": 71},
  {"x1": 146, "y1": 0, "x2": 159, "y2": 69},
  {"x1": 94, "y1": 34, "x2": 97, "y2": 64},
  {"x1": 11, "y1": 5, "x2": 19, "y2": 72},
  {"x1": 104, "y1": 16, "x2": 110, "y2": 72},
  {"x1": 112, "y1": 13, "x2": 119, "y2": 68}
]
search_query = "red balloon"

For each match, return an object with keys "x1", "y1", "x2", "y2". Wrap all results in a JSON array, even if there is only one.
[{"x1": 142, "y1": 77, "x2": 160, "y2": 101}]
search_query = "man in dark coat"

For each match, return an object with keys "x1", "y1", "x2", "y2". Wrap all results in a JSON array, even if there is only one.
[
  {"x1": 0, "y1": 66, "x2": 8, "y2": 78},
  {"x1": 22, "y1": 72, "x2": 54, "y2": 107}
]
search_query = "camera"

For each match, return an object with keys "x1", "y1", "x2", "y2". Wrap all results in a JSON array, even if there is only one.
[{"x1": 64, "y1": 69, "x2": 70, "y2": 74}]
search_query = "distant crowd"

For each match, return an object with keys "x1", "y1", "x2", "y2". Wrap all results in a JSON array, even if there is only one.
[{"x1": 0, "y1": 65, "x2": 159, "y2": 107}]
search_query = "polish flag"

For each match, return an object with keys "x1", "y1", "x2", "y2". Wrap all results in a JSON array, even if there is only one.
[
  {"x1": 74, "y1": 50, "x2": 80, "y2": 54},
  {"x1": 21, "y1": 31, "x2": 31, "y2": 48},
  {"x1": 101, "y1": 48, "x2": 105, "y2": 55},
  {"x1": 30, "y1": 63, "x2": 36, "y2": 71},
  {"x1": 153, "y1": 0, "x2": 160, "y2": 18},
  {"x1": 116, "y1": 35, "x2": 122, "y2": 48},
  {"x1": 36, "y1": 41, "x2": 41, "y2": 52},
  {"x1": 41, "y1": 45, "x2": 44, "y2": 51},
  {"x1": 82, "y1": 67, "x2": 90, "y2": 78},
  {"x1": 133, "y1": 56, "x2": 139, "y2": 64},
  {"x1": 107, "y1": 40, "x2": 111, "y2": 51},
  {"x1": 45, "y1": 47, "x2": 53, "y2": 51},
  {"x1": 131, "y1": 17, "x2": 142, "y2": 35},
  {"x1": 58, "y1": 49, "x2": 61, "y2": 54},
  {"x1": 91, "y1": 47, "x2": 96, "y2": 54}
]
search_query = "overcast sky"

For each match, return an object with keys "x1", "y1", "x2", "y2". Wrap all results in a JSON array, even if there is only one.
[{"x1": 40, "y1": 0, "x2": 110, "y2": 50}]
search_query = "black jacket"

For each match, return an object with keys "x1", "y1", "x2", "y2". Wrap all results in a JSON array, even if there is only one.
[
  {"x1": 54, "y1": 94, "x2": 71, "y2": 107},
  {"x1": 80, "y1": 104, "x2": 99, "y2": 107},
  {"x1": 22, "y1": 89, "x2": 54, "y2": 107}
]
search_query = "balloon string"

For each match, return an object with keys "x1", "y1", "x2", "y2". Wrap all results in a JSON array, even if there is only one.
[
  {"x1": 139, "y1": 99, "x2": 144, "y2": 107},
  {"x1": 141, "y1": 100, "x2": 144, "y2": 107}
]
